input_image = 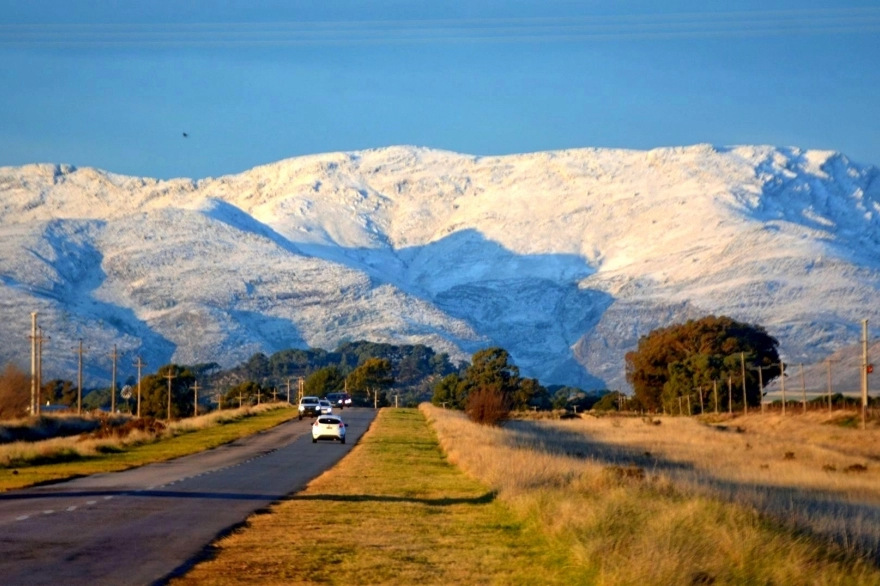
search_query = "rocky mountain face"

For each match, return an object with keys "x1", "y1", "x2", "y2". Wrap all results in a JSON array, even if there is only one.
[{"x1": 1, "y1": 144, "x2": 879, "y2": 391}]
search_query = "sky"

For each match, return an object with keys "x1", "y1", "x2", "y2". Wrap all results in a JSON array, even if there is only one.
[{"x1": 1, "y1": 0, "x2": 879, "y2": 179}]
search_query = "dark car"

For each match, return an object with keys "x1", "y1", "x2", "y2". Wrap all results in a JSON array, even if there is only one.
[{"x1": 325, "y1": 392, "x2": 352, "y2": 409}]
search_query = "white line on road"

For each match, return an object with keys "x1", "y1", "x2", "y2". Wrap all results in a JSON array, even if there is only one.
[
  {"x1": 66, "y1": 506, "x2": 77, "y2": 512},
  {"x1": 42, "y1": 510, "x2": 54, "y2": 515},
  {"x1": 86, "y1": 500, "x2": 97, "y2": 505},
  {"x1": 16, "y1": 515, "x2": 29, "y2": 521}
]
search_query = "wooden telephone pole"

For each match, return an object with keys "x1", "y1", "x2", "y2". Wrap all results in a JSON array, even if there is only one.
[
  {"x1": 780, "y1": 361, "x2": 787, "y2": 416},
  {"x1": 163, "y1": 367, "x2": 177, "y2": 421},
  {"x1": 134, "y1": 356, "x2": 146, "y2": 418},
  {"x1": 109, "y1": 345, "x2": 119, "y2": 414},
  {"x1": 75, "y1": 339, "x2": 87, "y2": 415},
  {"x1": 192, "y1": 381, "x2": 200, "y2": 417},
  {"x1": 861, "y1": 319, "x2": 870, "y2": 430}
]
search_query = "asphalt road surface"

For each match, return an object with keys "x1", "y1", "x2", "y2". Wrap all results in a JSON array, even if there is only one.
[{"x1": 0, "y1": 408, "x2": 377, "y2": 586}]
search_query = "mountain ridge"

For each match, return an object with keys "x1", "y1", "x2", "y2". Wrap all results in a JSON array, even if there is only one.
[{"x1": 1, "y1": 144, "x2": 879, "y2": 392}]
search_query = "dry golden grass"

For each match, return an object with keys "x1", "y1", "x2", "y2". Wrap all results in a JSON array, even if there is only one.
[
  {"x1": 423, "y1": 404, "x2": 880, "y2": 585},
  {"x1": 174, "y1": 408, "x2": 588, "y2": 586},
  {"x1": 0, "y1": 404, "x2": 296, "y2": 490}
]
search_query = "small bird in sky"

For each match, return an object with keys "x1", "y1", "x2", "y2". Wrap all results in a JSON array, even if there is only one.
[{"x1": 182, "y1": 132, "x2": 188, "y2": 138}]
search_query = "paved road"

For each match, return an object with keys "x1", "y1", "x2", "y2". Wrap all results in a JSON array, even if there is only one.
[{"x1": 0, "y1": 408, "x2": 377, "y2": 586}]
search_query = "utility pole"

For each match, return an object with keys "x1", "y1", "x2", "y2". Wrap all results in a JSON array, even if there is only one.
[
  {"x1": 678, "y1": 396, "x2": 683, "y2": 416},
  {"x1": 257, "y1": 388, "x2": 261, "y2": 405},
  {"x1": 272, "y1": 387, "x2": 278, "y2": 402},
  {"x1": 163, "y1": 367, "x2": 177, "y2": 421},
  {"x1": 800, "y1": 363, "x2": 807, "y2": 414},
  {"x1": 780, "y1": 361, "x2": 787, "y2": 416},
  {"x1": 713, "y1": 379, "x2": 719, "y2": 414},
  {"x1": 740, "y1": 352, "x2": 748, "y2": 416},
  {"x1": 37, "y1": 327, "x2": 47, "y2": 414},
  {"x1": 728, "y1": 376, "x2": 733, "y2": 415},
  {"x1": 109, "y1": 345, "x2": 118, "y2": 414},
  {"x1": 238, "y1": 391, "x2": 243, "y2": 409},
  {"x1": 698, "y1": 386, "x2": 704, "y2": 414},
  {"x1": 299, "y1": 376, "x2": 305, "y2": 403},
  {"x1": 192, "y1": 381, "x2": 200, "y2": 417},
  {"x1": 687, "y1": 393, "x2": 691, "y2": 416},
  {"x1": 861, "y1": 319, "x2": 870, "y2": 430},
  {"x1": 134, "y1": 356, "x2": 146, "y2": 418},
  {"x1": 30, "y1": 312, "x2": 37, "y2": 415},
  {"x1": 75, "y1": 339, "x2": 87, "y2": 415},
  {"x1": 757, "y1": 366, "x2": 765, "y2": 415},
  {"x1": 286, "y1": 379, "x2": 291, "y2": 404},
  {"x1": 826, "y1": 359, "x2": 836, "y2": 413}
]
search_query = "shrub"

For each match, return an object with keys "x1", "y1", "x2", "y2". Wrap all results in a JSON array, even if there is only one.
[
  {"x1": 465, "y1": 387, "x2": 510, "y2": 426},
  {"x1": 0, "y1": 363, "x2": 30, "y2": 420}
]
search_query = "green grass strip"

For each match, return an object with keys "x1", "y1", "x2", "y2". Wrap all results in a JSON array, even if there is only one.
[
  {"x1": 174, "y1": 408, "x2": 592, "y2": 586},
  {"x1": 0, "y1": 407, "x2": 299, "y2": 491}
]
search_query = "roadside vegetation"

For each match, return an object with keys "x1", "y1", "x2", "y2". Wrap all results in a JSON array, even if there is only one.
[
  {"x1": 423, "y1": 404, "x2": 880, "y2": 585},
  {"x1": 173, "y1": 408, "x2": 588, "y2": 586},
  {"x1": 0, "y1": 404, "x2": 296, "y2": 491}
]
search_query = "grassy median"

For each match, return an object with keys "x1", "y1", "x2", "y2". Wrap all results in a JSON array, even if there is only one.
[
  {"x1": 173, "y1": 408, "x2": 590, "y2": 586},
  {"x1": 0, "y1": 404, "x2": 299, "y2": 491}
]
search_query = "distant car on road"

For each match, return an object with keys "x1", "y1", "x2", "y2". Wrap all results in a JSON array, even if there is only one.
[
  {"x1": 318, "y1": 399, "x2": 334, "y2": 414},
  {"x1": 298, "y1": 396, "x2": 321, "y2": 420},
  {"x1": 312, "y1": 414, "x2": 347, "y2": 444},
  {"x1": 325, "y1": 392, "x2": 352, "y2": 409}
]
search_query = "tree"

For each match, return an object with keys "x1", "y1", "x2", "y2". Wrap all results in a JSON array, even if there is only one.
[
  {"x1": 139, "y1": 364, "x2": 196, "y2": 419},
  {"x1": 625, "y1": 315, "x2": 780, "y2": 413},
  {"x1": 346, "y1": 358, "x2": 394, "y2": 405},
  {"x1": 222, "y1": 380, "x2": 266, "y2": 408},
  {"x1": 0, "y1": 363, "x2": 30, "y2": 420},
  {"x1": 512, "y1": 377, "x2": 550, "y2": 411},
  {"x1": 431, "y1": 374, "x2": 467, "y2": 409},
  {"x1": 42, "y1": 379, "x2": 77, "y2": 407},
  {"x1": 304, "y1": 366, "x2": 345, "y2": 397},
  {"x1": 460, "y1": 347, "x2": 521, "y2": 400}
]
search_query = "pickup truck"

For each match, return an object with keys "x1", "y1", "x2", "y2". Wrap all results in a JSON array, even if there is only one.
[{"x1": 298, "y1": 396, "x2": 322, "y2": 420}]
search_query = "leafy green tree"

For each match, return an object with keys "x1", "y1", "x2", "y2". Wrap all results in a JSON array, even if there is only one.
[
  {"x1": 593, "y1": 391, "x2": 625, "y2": 412},
  {"x1": 304, "y1": 366, "x2": 345, "y2": 397},
  {"x1": 431, "y1": 374, "x2": 467, "y2": 409},
  {"x1": 139, "y1": 364, "x2": 196, "y2": 419},
  {"x1": 222, "y1": 380, "x2": 266, "y2": 408},
  {"x1": 346, "y1": 358, "x2": 394, "y2": 405},
  {"x1": 41, "y1": 379, "x2": 77, "y2": 407},
  {"x1": 512, "y1": 377, "x2": 550, "y2": 411},
  {"x1": 460, "y1": 347, "x2": 521, "y2": 398},
  {"x1": 625, "y1": 315, "x2": 780, "y2": 413}
]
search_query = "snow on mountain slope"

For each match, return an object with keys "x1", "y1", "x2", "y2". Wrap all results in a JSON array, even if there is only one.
[{"x1": 1, "y1": 144, "x2": 879, "y2": 390}]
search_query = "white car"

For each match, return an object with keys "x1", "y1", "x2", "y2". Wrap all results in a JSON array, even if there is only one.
[
  {"x1": 318, "y1": 399, "x2": 334, "y2": 414},
  {"x1": 298, "y1": 396, "x2": 322, "y2": 420},
  {"x1": 312, "y1": 415, "x2": 347, "y2": 444}
]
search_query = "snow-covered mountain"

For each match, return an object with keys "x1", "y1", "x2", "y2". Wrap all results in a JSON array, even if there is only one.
[{"x1": 1, "y1": 144, "x2": 879, "y2": 391}]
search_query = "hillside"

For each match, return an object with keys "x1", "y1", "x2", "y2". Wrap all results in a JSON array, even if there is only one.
[{"x1": 1, "y1": 144, "x2": 879, "y2": 391}]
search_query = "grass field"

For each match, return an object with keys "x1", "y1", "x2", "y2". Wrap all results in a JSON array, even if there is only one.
[
  {"x1": 426, "y1": 405, "x2": 880, "y2": 585},
  {"x1": 173, "y1": 408, "x2": 590, "y2": 586},
  {"x1": 0, "y1": 404, "x2": 298, "y2": 491},
  {"x1": 173, "y1": 406, "x2": 880, "y2": 585}
]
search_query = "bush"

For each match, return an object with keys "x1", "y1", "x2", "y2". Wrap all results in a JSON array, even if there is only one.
[
  {"x1": 465, "y1": 387, "x2": 510, "y2": 426},
  {"x1": 0, "y1": 363, "x2": 30, "y2": 420}
]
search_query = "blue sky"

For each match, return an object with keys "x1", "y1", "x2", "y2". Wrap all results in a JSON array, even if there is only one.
[{"x1": 1, "y1": 1, "x2": 878, "y2": 179}]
